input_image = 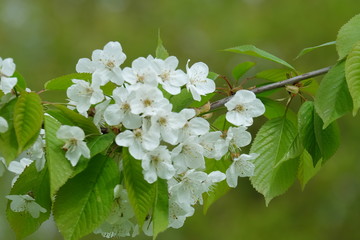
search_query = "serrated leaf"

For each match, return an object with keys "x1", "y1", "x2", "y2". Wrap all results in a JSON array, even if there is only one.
[
  {"x1": 336, "y1": 13, "x2": 360, "y2": 59},
  {"x1": 53, "y1": 154, "x2": 119, "y2": 240},
  {"x1": 46, "y1": 104, "x2": 100, "y2": 136},
  {"x1": 250, "y1": 117, "x2": 298, "y2": 205},
  {"x1": 72, "y1": 133, "x2": 115, "y2": 177},
  {"x1": 297, "y1": 150, "x2": 322, "y2": 190},
  {"x1": 44, "y1": 73, "x2": 92, "y2": 90},
  {"x1": 345, "y1": 41, "x2": 360, "y2": 115},
  {"x1": 295, "y1": 41, "x2": 336, "y2": 59},
  {"x1": 122, "y1": 148, "x2": 155, "y2": 226},
  {"x1": 203, "y1": 157, "x2": 231, "y2": 214},
  {"x1": 156, "y1": 32, "x2": 169, "y2": 60},
  {"x1": 315, "y1": 61, "x2": 353, "y2": 127},
  {"x1": 6, "y1": 162, "x2": 51, "y2": 239},
  {"x1": 0, "y1": 99, "x2": 19, "y2": 163},
  {"x1": 44, "y1": 115, "x2": 74, "y2": 196},
  {"x1": 232, "y1": 62, "x2": 256, "y2": 80},
  {"x1": 298, "y1": 101, "x2": 340, "y2": 166},
  {"x1": 255, "y1": 69, "x2": 292, "y2": 82},
  {"x1": 14, "y1": 92, "x2": 43, "y2": 153},
  {"x1": 225, "y1": 45, "x2": 295, "y2": 70},
  {"x1": 152, "y1": 179, "x2": 169, "y2": 239}
]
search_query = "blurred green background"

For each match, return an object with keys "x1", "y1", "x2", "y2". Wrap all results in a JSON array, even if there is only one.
[{"x1": 1, "y1": 0, "x2": 360, "y2": 239}]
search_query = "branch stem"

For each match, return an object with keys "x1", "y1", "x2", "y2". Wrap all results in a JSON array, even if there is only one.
[{"x1": 210, "y1": 66, "x2": 331, "y2": 110}]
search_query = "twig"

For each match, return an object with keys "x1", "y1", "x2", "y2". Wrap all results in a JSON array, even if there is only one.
[{"x1": 210, "y1": 66, "x2": 331, "y2": 110}]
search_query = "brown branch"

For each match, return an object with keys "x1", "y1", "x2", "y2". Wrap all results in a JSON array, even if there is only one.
[{"x1": 210, "y1": 66, "x2": 331, "y2": 110}]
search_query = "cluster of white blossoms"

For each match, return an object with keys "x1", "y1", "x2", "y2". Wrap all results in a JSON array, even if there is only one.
[
  {"x1": 0, "y1": 41, "x2": 265, "y2": 237},
  {"x1": 56, "y1": 41, "x2": 265, "y2": 237}
]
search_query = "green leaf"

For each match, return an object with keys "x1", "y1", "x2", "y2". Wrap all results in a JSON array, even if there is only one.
[
  {"x1": 250, "y1": 117, "x2": 298, "y2": 205},
  {"x1": 259, "y1": 97, "x2": 297, "y2": 125},
  {"x1": 336, "y1": 13, "x2": 360, "y2": 59},
  {"x1": 298, "y1": 101, "x2": 340, "y2": 165},
  {"x1": 295, "y1": 41, "x2": 336, "y2": 59},
  {"x1": 44, "y1": 73, "x2": 92, "y2": 90},
  {"x1": 6, "y1": 163, "x2": 51, "y2": 239},
  {"x1": 203, "y1": 157, "x2": 231, "y2": 214},
  {"x1": 225, "y1": 45, "x2": 295, "y2": 70},
  {"x1": 72, "y1": 133, "x2": 116, "y2": 177},
  {"x1": 13, "y1": 71, "x2": 27, "y2": 91},
  {"x1": 211, "y1": 114, "x2": 232, "y2": 131},
  {"x1": 44, "y1": 115, "x2": 74, "y2": 196},
  {"x1": 255, "y1": 69, "x2": 292, "y2": 82},
  {"x1": 170, "y1": 88, "x2": 194, "y2": 112},
  {"x1": 14, "y1": 92, "x2": 43, "y2": 153},
  {"x1": 345, "y1": 41, "x2": 360, "y2": 115},
  {"x1": 53, "y1": 154, "x2": 119, "y2": 240},
  {"x1": 232, "y1": 62, "x2": 256, "y2": 80},
  {"x1": 0, "y1": 99, "x2": 19, "y2": 163},
  {"x1": 189, "y1": 93, "x2": 216, "y2": 108},
  {"x1": 208, "y1": 72, "x2": 219, "y2": 81},
  {"x1": 315, "y1": 61, "x2": 353, "y2": 127},
  {"x1": 156, "y1": 31, "x2": 169, "y2": 60},
  {"x1": 152, "y1": 179, "x2": 169, "y2": 239},
  {"x1": 46, "y1": 104, "x2": 100, "y2": 136},
  {"x1": 122, "y1": 148, "x2": 155, "y2": 226},
  {"x1": 297, "y1": 150, "x2": 322, "y2": 190}
]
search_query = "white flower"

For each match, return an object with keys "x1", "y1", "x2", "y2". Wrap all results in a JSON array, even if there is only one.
[
  {"x1": 225, "y1": 90, "x2": 265, "y2": 127},
  {"x1": 122, "y1": 57, "x2": 158, "y2": 90},
  {"x1": 151, "y1": 56, "x2": 188, "y2": 95},
  {"x1": 186, "y1": 61, "x2": 215, "y2": 101},
  {"x1": 67, "y1": 77, "x2": 104, "y2": 116},
  {"x1": 168, "y1": 196, "x2": 194, "y2": 229},
  {"x1": 172, "y1": 136, "x2": 205, "y2": 172},
  {"x1": 141, "y1": 146, "x2": 176, "y2": 183},
  {"x1": 15, "y1": 135, "x2": 46, "y2": 172},
  {"x1": 0, "y1": 57, "x2": 17, "y2": 94},
  {"x1": 177, "y1": 109, "x2": 209, "y2": 142},
  {"x1": 93, "y1": 97, "x2": 111, "y2": 127},
  {"x1": 226, "y1": 126, "x2": 252, "y2": 148},
  {"x1": 115, "y1": 129, "x2": 159, "y2": 160},
  {"x1": 56, "y1": 126, "x2": 90, "y2": 166},
  {"x1": 129, "y1": 86, "x2": 170, "y2": 117},
  {"x1": 199, "y1": 131, "x2": 228, "y2": 160},
  {"x1": 149, "y1": 105, "x2": 187, "y2": 145},
  {"x1": 0, "y1": 116, "x2": 8, "y2": 133},
  {"x1": 104, "y1": 87, "x2": 142, "y2": 129},
  {"x1": 226, "y1": 153, "x2": 258, "y2": 188},
  {"x1": 76, "y1": 41, "x2": 126, "y2": 85},
  {"x1": 6, "y1": 194, "x2": 47, "y2": 218}
]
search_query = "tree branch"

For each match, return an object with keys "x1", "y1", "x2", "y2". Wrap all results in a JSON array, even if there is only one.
[{"x1": 210, "y1": 66, "x2": 331, "y2": 110}]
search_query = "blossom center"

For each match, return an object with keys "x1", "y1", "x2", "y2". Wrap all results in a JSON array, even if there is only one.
[
  {"x1": 106, "y1": 60, "x2": 115, "y2": 69},
  {"x1": 143, "y1": 99, "x2": 153, "y2": 107},
  {"x1": 160, "y1": 71, "x2": 170, "y2": 82},
  {"x1": 235, "y1": 104, "x2": 245, "y2": 112},
  {"x1": 158, "y1": 117, "x2": 167, "y2": 126}
]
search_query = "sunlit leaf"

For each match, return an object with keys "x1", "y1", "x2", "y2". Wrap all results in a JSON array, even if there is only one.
[
  {"x1": 336, "y1": 13, "x2": 360, "y2": 59},
  {"x1": 53, "y1": 154, "x2": 119, "y2": 240},
  {"x1": 225, "y1": 45, "x2": 295, "y2": 70},
  {"x1": 152, "y1": 179, "x2": 169, "y2": 239},
  {"x1": 44, "y1": 73, "x2": 92, "y2": 90},
  {"x1": 232, "y1": 62, "x2": 256, "y2": 80},
  {"x1": 345, "y1": 41, "x2": 360, "y2": 115},
  {"x1": 297, "y1": 150, "x2": 322, "y2": 190},
  {"x1": 156, "y1": 31, "x2": 169, "y2": 60}
]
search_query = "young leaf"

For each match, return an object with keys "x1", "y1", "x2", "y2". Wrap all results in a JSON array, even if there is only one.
[
  {"x1": 152, "y1": 179, "x2": 169, "y2": 239},
  {"x1": 345, "y1": 41, "x2": 360, "y2": 115},
  {"x1": 295, "y1": 41, "x2": 336, "y2": 59},
  {"x1": 44, "y1": 115, "x2": 74, "y2": 196},
  {"x1": 46, "y1": 104, "x2": 100, "y2": 136},
  {"x1": 250, "y1": 117, "x2": 298, "y2": 205},
  {"x1": 0, "y1": 99, "x2": 19, "y2": 163},
  {"x1": 6, "y1": 163, "x2": 51, "y2": 239},
  {"x1": 44, "y1": 73, "x2": 92, "y2": 90},
  {"x1": 14, "y1": 92, "x2": 43, "y2": 153},
  {"x1": 225, "y1": 45, "x2": 295, "y2": 70},
  {"x1": 315, "y1": 61, "x2": 353, "y2": 128},
  {"x1": 122, "y1": 148, "x2": 155, "y2": 226},
  {"x1": 203, "y1": 157, "x2": 231, "y2": 214},
  {"x1": 297, "y1": 150, "x2": 322, "y2": 190},
  {"x1": 156, "y1": 32, "x2": 169, "y2": 60},
  {"x1": 336, "y1": 13, "x2": 360, "y2": 59},
  {"x1": 232, "y1": 62, "x2": 256, "y2": 80},
  {"x1": 53, "y1": 154, "x2": 119, "y2": 240},
  {"x1": 255, "y1": 69, "x2": 292, "y2": 82}
]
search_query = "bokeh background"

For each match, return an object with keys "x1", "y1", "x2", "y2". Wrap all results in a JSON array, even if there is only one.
[{"x1": 1, "y1": 0, "x2": 360, "y2": 239}]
